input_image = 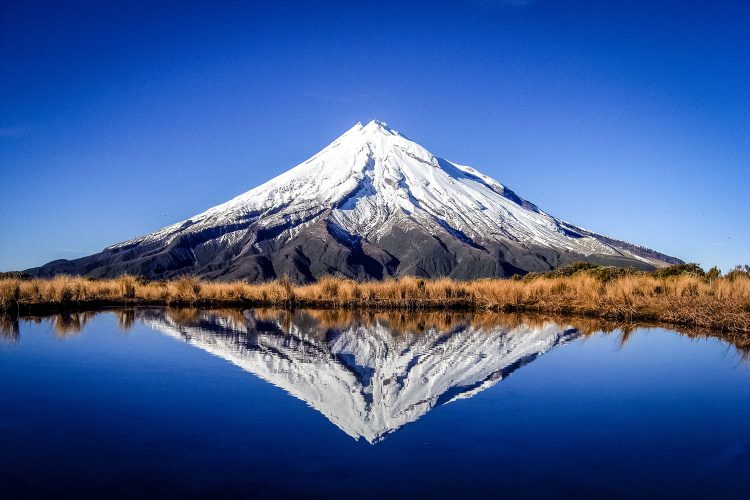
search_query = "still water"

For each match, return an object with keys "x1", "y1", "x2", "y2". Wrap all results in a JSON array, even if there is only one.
[{"x1": 1, "y1": 309, "x2": 748, "y2": 498}]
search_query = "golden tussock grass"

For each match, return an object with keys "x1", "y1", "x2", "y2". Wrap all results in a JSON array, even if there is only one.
[{"x1": 1, "y1": 273, "x2": 749, "y2": 333}]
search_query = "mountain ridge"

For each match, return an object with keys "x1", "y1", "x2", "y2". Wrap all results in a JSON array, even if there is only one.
[{"x1": 27, "y1": 120, "x2": 682, "y2": 281}]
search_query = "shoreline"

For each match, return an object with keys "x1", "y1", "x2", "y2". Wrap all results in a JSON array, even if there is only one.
[
  {"x1": 1, "y1": 272, "x2": 749, "y2": 335},
  {"x1": 5, "y1": 303, "x2": 749, "y2": 355},
  {"x1": 3, "y1": 295, "x2": 748, "y2": 331}
]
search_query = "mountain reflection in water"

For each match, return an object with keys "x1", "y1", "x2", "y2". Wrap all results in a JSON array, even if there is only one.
[
  {"x1": 3, "y1": 308, "x2": 746, "y2": 445},
  {"x1": 134, "y1": 309, "x2": 578, "y2": 443},
  {"x1": 3, "y1": 308, "x2": 749, "y2": 499}
]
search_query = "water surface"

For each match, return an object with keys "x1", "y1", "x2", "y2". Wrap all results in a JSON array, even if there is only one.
[{"x1": 1, "y1": 309, "x2": 748, "y2": 498}]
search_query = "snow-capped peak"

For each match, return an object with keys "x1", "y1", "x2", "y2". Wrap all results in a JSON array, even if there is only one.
[
  {"x1": 361, "y1": 119, "x2": 399, "y2": 135},
  {"x1": 334, "y1": 119, "x2": 400, "y2": 143},
  {"x1": 74, "y1": 120, "x2": 680, "y2": 281},
  {"x1": 174, "y1": 119, "x2": 623, "y2": 256}
]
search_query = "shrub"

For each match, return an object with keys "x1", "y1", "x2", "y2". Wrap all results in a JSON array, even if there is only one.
[
  {"x1": 586, "y1": 266, "x2": 641, "y2": 282},
  {"x1": 652, "y1": 263, "x2": 705, "y2": 279},
  {"x1": 550, "y1": 262, "x2": 600, "y2": 277},
  {"x1": 726, "y1": 265, "x2": 750, "y2": 281},
  {"x1": 706, "y1": 266, "x2": 721, "y2": 282}
]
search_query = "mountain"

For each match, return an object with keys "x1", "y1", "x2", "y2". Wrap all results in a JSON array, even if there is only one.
[
  {"x1": 28, "y1": 120, "x2": 681, "y2": 281},
  {"x1": 139, "y1": 309, "x2": 579, "y2": 443}
]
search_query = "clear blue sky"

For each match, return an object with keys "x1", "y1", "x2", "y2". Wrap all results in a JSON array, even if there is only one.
[{"x1": 1, "y1": 1, "x2": 748, "y2": 272}]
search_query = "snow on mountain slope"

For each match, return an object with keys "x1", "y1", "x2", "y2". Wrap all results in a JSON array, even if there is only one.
[
  {"x1": 111, "y1": 121, "x2": 637, "y2": 256},
  {"x1": 139, "y1": 309, "x2": 579, "y2": 443},
  {"x1": 28, "y1": 120, "x2": 681, "y2": 280}
]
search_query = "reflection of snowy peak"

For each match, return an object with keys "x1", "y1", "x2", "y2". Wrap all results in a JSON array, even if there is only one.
[
  {"x1": 139, "y1": 310, "x2": 578, "y2": 443},
  {"x1": 30, "y1": 120, "x2": 680, "y2": 280}
]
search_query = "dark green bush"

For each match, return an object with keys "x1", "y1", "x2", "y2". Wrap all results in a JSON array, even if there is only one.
[
  {"x1": 651, "y1": 263, "x2": 705, "y2": 279},
  {"x1": 726, "y1": 265, "x2": 750, "y2": 281},
  {"x1": 586, "y1": 266, "x2": 642, "y2": 282},
  {"x1": 706, "y1": 266, "x2": 721, "y2": 282},
  {"x1": 523, "y1": 261, "x2": 715, "y2": 282},
  {"x1": 549, "y1": 262, "x2": 600, "y2": 277},
  {"x1": 0, "y1": 271, "x2": 33, "y2": 280}
]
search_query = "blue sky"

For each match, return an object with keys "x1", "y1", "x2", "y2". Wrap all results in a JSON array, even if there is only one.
[{"x1": 1, "y1": 0, "x2": 748, "y2": 272}]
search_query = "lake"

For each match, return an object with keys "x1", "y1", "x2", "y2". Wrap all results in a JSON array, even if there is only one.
[{"x1": 1, "y1": 309, "x2": 748, "y2": 498}]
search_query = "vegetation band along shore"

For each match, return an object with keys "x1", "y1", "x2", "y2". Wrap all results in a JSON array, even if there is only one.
[{"x1": 1, "y1": 263, "x2": 749, "y2": 334}]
